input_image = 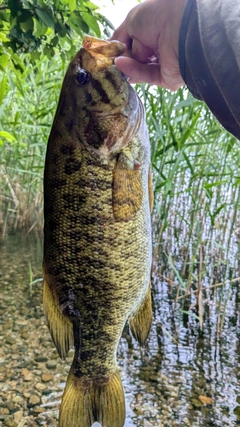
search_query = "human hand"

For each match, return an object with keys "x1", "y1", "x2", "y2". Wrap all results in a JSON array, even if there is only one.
[{"x1": 111, "y1": 0, "x2": 187, "y2": 90}]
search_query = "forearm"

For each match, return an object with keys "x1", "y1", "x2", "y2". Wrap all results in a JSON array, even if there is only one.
[{"x1": 179, "y1": 0, "x2": 240, "y2": 139}]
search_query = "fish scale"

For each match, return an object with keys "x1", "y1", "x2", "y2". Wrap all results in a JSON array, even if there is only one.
[{"x1": 43, "y1": 36, "x2": 153, "y2": 427}]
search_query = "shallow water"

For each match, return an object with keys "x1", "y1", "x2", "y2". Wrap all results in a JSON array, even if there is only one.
[{"x1": 0, "y1": 234, "x2": 239, "y2": 427}]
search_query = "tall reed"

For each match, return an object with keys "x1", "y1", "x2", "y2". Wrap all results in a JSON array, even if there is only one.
[{"x1": 137, "y1": 85, "x2": 240, "y2": 329}]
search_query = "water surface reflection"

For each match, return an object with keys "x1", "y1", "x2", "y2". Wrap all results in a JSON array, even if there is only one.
[{"x1": 0, "y1": 234, "x2": 239, "y2": 426}]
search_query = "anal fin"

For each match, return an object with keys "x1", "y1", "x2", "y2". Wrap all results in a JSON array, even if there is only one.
[
  {"x1": 43, "y1": 275, "x2": 74, "y2": 359},
  {"x1": 129, "y1": 283, "x2": 152, "y2": 346}
]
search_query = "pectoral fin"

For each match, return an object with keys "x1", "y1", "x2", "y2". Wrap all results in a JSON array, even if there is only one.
[
  {"x1": 112, "y1": 166, "x2": 143, "y2": 222},
  {"x1": 43, "y1": 269, "x2": 74, "y2": 360},
  {"x1": 129, "y1": 283, "x2": 152, "y2": 346}
]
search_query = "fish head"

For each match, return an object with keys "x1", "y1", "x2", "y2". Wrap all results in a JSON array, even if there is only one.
[{"x1": 56, "y1": 36, "x2": 142, "y2": 157}]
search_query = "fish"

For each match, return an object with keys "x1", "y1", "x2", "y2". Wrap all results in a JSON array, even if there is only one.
[{"x1": 43, "y1": 35, "x2": 153, "y2": 427}]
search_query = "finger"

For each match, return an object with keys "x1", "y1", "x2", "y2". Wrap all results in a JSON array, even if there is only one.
[
  {"x1": 115, "y1": 57, "x2": 184, "y2": 90},
  {"x1": 114, "y1": 57, "x2": 161, "y2": 85},
  {"x1": 131, "y1": 38, "x2": 154, "y2": 63},
  {"x1": 111, "y1": 22, "x2": 132, "y2": 51}
]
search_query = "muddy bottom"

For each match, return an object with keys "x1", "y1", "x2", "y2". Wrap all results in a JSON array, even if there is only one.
[{"x1": 0, "y1": 234, "x2": 239, "y2": 427}]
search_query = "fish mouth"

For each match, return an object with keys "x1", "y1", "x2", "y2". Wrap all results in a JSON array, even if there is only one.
[
  {"x1": 82, "y1": 36, "x2": 125, "y2": 63},
  {"x1": 90, "y1": 98, "x2": 144, "y2": 159},
  {"x1": 80, "y1": 37, "x2": 141, "y2": 157},
  {"x1": 88, "y1": 102, "x2": 129, "y2": 116}
]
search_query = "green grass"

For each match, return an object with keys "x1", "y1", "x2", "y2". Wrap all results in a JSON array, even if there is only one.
[{"x1": 0, "y1": 53, "x2": 66, "y2": 233}]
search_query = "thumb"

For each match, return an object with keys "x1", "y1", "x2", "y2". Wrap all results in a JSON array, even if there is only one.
[{"x1": 114, "y1": 57, "x2": 162, "y2": 85}]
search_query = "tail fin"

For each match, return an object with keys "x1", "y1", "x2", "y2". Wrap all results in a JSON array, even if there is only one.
[
  {"x1": 59, "y1": 358, "x2": 126, "y2": 427},
  {"x1": 129, "y1": 283, "x2": 152, "y2": 346}
]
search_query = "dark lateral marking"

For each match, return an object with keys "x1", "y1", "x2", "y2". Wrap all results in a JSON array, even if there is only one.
[
  {"x1": 49, "y1": 177, "x2": 67, "y2": 188},
  {"x1": 57, "y1": 97, "x2": 67, "y2": 117},
  {"x1": 91, "y1": 77, "x2": 110, "y2": 104},
  {"x1": 80, "y1": 255, "x2": 107, "y2": 270},
  {"x1": 61, "y1": 144, "x2": 76, "y2": 156},
  {"x1": 72, "y1": 92, "x2": 78, "y2": 113},
  {"x1": 62, "y1": 194, "x2": 79, "y2": 204},
  {"x1": 62, "y1": 193, "x2": 86, "y2": 210},
  {"x1": 85, "y1": 92, "x2": 92, "y2": 103},
  {"x1": 64, "y1": 117, "x2": 75, "y2": 133},
  {"x1": 51, "y1": 152, "x2": 59, "y2": 165},
  {"x1": 65, "y1": 158, "x2": 81, "y2": 175},
  {"x1": 105, "y1": 70, "x2": 118, "y2": 89},
  {"x1": 51, "y1": 129, "x2": 62, "y2": 140},
  {"x1": 68, "y1": 230, "x2": 83, "y2": 240},
  {"x1": 47, "y1": 265, "x2": 61, "y2": 276},
  {"x1": 45, "y1": 217, "x2": 58, "y2": 232}
]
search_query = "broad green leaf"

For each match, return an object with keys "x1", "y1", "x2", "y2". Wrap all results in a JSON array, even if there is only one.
[
  {"x1": 85, "y1": 1, "x2": 98, "y2": 10},
  {"x1": 0, "y1": 32, "x2": 10, "y2": 42},
  {"x1": 8, "y1": 0, "x2": 22, "y2": 16},
  {"x1": 99, "y1": 15, "x2": 114, "y2": 31},
  {"x1": 69, "y1": 0, "x2": 76, "y2": 12},
  {"x1": 20, "y1": 18, "x2": 34, "y2": 32},
  {"x1": 82, "y1": 11, "x2": 100, "y2": 37},
  {"x1": 43, "y1": 45, "x2": 55, "y2": 59},
  {"x1": 0, "y1": 11, "x2": 9, "y2": 22},
  {"x1": 34, "y1": 19, "x2": 48, "y2": 37},
  {"x1": 35, "y1": 7, "x2": 55, "y2": 28},
  {"x1": 234, "y1": 178, "x2": 240, "y2": 186},
  {"x1": 0, "y1": 75, "x2": 7, "y2": 105},
  {"x1": 0, "y1": 54, "x2": 9, "y2": 70},
  {"x1": 0, "y1": 130, "x2": 16, "y2": 143},
  {"x1": 68, "y1": 11, "x2": 88, "y2": 35}
]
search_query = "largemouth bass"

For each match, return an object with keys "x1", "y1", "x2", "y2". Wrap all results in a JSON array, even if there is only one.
[{"x1": 43, "y1": 36, "x2": 153, "y2": 427}]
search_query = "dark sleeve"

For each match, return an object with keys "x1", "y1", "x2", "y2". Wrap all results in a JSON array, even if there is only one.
[{"x1": 179, "y1": 0, "x2": 240, "y2": 140}]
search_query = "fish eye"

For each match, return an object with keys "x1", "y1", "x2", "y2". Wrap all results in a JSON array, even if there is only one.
[{"x1": 75, "y1": 68, "x2": 90, "y2": 86}]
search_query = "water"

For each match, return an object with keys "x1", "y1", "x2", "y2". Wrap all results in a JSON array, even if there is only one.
[{"x1": 0, "y1": 234, "x2": 239, "y2": 427}]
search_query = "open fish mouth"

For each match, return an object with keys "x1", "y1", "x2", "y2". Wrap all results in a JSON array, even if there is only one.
[
  {"x1": 82, "y1": 35, "x2": 125, "y2": 62},
  {"x1": 81, "y1": 36, "x2": 131, "y2": 82}
]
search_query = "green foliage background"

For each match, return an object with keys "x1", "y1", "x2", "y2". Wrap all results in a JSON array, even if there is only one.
[{"x1": 0, "y1": 0, "x2": 113, "y2": 63}]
